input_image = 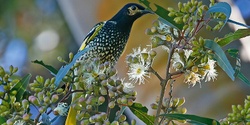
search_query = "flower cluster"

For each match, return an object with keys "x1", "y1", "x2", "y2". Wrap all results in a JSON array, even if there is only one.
[
  {"x1": 0, "y1": 66, "x2": 31, "y2": 124},
  {"x1": 151, "y1": 97, "x2": 187, "y2": 124},
  {"x1": 168, "y1": 0, "x2": 226, "y2": 33},
  {"x1": 64, "y1": 57, "x2": 137, "y2": 124},
  {"x1": 126, "y1": 47, "x2": 156, "y2": 85},
  {"x1": 29, "y1": 76, "x2": 61, "y2": 114},
  {"x1": 172, "y1": 48, "x2": 218, "y2": 86},
  {"x1": 145, "y1": 20, "x2": 179, "y2": 51},
  {"x1": 146, "y1": 20, "x2": 218, "y2": 87},
  {"x1": 0, "y1": 64, "x2": 64, "y2": 124},
  {"x1": 220, "y1": 95, "x2": 250, "y2": 125}
]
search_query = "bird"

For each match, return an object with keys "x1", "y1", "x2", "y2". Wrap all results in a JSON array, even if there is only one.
[
  {"x1": 65, "y1": 3, "x2": 152, "y2": 124},
  {"x1": 77, "y1": 3, "x2": 152, "y2": 64}
]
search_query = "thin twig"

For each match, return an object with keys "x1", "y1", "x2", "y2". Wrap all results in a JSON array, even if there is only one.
[
  {"x1": 148, "y1": 67, "x2": 163, "y2": 81},
  {"x1": 166, "y1": 80, "x2": 175, "y2": 114},
  {"x1": 165, "y1": 47, "x2": 175, "y2": 80},
  {"x1": 170, "y1": 70, "x2": 184, "y2": 77},
  {"x1": 154, "y1": 47, "x2": 175, "y2": 124},
  {"x1": 154, "y1": 80, "x2": 168, "y2": 125},
  {"x1": 159, "y1": 80, "x2": 175, "y2": 124}
]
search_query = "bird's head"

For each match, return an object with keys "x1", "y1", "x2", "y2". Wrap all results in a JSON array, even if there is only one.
[{"x1": 109, "y1": 3, "x2": 153, "y2": 29}]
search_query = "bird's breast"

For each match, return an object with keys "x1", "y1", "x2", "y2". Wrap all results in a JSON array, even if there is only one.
[{"x1": 85, "y1": 24, "x2": 129, "y2": 64}]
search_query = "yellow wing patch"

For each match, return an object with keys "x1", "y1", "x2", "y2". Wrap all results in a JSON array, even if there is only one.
[{"x1": 79, "y1": 22, "x2": 105, "y2": 51}]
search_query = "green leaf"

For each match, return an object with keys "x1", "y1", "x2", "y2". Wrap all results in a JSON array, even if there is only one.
[
  {"x1": 226, "y1": 49, "x2": 241, "y2": 77},
  {"x1": 226, "y1": 49, "x2": 250, "y2": 85},
  {"x1": 139, "y1": 0, "x2": 183, "y2": 29},
  {"x1": 228, "y1": 19, "x2": 250, "y2": 28},
  {"x1": 206, "y1": 2, "x2": 231, "y2": 30},
  {"x1": 205, "y1": 39, "x2": 235, "y2": 80},
  {"x1": 237, "y1": 72, "x2": 250, "y2": 85},
  {"x1": 129, "y1": 103, "x2": 155, "y2": 125},
  {"x1": 0, "y1": 116, "x2": 6, "y2": 124},
  {"x1": 217, "y1": 29, "x2": 250, "y2": 47},
  {"x1": 32, "y1": 60, "x2": 58, "y2": 76},
  {"x1": 10, "y1": 74, "x2": 32, "y2": 102},
  {"x1": 161, "y1": 114, "x2": 220, "y2": 125}
]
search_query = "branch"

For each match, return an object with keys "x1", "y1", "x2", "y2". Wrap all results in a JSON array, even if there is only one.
[
  {"x1": 154, "y1": 46, "x2": 175, "y2": 124},
  {"x1": 148, "y1": 67, "x2": 163, "y2": 81}
]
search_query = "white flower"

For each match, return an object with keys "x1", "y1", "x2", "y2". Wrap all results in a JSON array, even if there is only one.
[
  {"x1": 157, "y1": 21, "x2": 179, "y2": 37},
  {"x1": 79, "y1": 59, "x2": 110, "y2": 85},
  {"x1": 14, "y1": 120, "x2": 25, "y2": 125},
  {"x1": 183, "y1": 49, "x2": 193, "y2": 61},
  {"x1": 172, "y1": 52, "x2": 184, "y2": 70},
  {"x1": 161, "y1": 45, "x2": 170, "y2": 52},
  {"x1": 204, "y1": 59, "x2": 218, "y2": 82},
  {"x1": 158, "y1": 21, "x2": 170, "y2": 31},
  {"x1": 53, "y1": 102, "x2": 68, "y2": 116},
  {"x1": 122, "y1": 82, "x2": 135, "y2": 93},
  {"x1": 184, "y1": 71, "x2": 201, "y2": 87},
  {"x1": 129, "y1": 47, "x2": 148, "y2": 58},
  {"x1": 127, "y1": 63, "x2": 150, "y2": 85}
]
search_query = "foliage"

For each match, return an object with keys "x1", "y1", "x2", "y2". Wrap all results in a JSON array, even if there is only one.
[{"x1": 0, "y1": 0, "x2": 250, "y2": 125}]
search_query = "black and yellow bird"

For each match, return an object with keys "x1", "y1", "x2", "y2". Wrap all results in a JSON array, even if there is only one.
[
  {"x1": 65, "y1": 3, "x2": 152, "y2": 124},
  {"x1": 78, "y1": 3, "x2": 152, "y2": 64}
]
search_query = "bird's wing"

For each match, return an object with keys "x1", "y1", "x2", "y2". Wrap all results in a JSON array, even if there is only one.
[
  {"x1": 79, "y1": 22, "x2": 105, "y2": 51},
  {"x1": 65, "y1": 22, "x2": 105, "y2": 125}
]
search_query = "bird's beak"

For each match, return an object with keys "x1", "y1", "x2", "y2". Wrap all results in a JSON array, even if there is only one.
[{"x1": 140, "y1": 9, "x2": 154, "y2": 15}]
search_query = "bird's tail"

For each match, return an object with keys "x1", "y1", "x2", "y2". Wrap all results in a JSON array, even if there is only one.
[{"x1": 65, "y1": 107, "x2": 77, "y2": 125}]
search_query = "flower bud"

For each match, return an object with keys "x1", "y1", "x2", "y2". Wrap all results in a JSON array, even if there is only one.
[
  {"x1": 118, "y1": 115, "x2": 126, "y2": 122},
  {"x1": 0, "y1": 66, "x2": 5, "y2": 77},
  {"x1": 37, "y1": 92, "x2": 43, "y2": 101},
  {"x1": 98, "y1": 96, "x2": 105, "y2": 105},
  {"x1": 12, "y1": 67, "x2": 18, "y2": 73},
  {"x1": 10, "y1": 90, "x2": 17, "y2": 95},
  {"x1": 127, "y1": 99, "x2": 134, "y2": 106},
  {"x1": 86, "y1": 105, "x2": 92, "y2": 111},
  {"x1": 29, "y1": 96, "x2": 39, "y2": 106},
  {"x1": 39, "y1": 107, "x2": 45, "y2": 113},
  {"x1": 80, "y1": 120, "x2": 89, "y2": 125},
  {"x1": 108, "y1": 79, "x2": 115, "y2": 86},
  {"x1": 149, "y1": 50, "x2": 157, "y2": 58},
  {"x1": 99, "y1": 74, "x2": 106, "y2": 80},
  {"x1": 22, "y1": 99, "x2": 29, "y2": 109},
  {"x1": 51, "y1": 94, "x2": 59, "y2": 103},
  {"x1": 168, "y1": 12, "x2": 175, "y2": 17},
  {"x1": 6, "y1": 119, "x2": 14, "y2": 125},
  {"x1": 108, "y1": 90, "x2": 115, "y2": 98},
  {"x1": 150, "y1": 26, "x2": 157, "y2": 33},
  {"x1": 100, "y1": 87, "x2": 107, "y2": 95},
  {"x1": 23, "y1": 113, "x2": 30, "y2": 121},
  {"x1": 108, "y1": 101, "x2": 115, "y2": 109},
  {"x1": 111, "y1": 121, "x2": 119, "y2": 125},
  {"x1": 121, "y1": 96, "x2": 128, "y2": 104},
  {"x1": 56, "y1": 88, "x2": 64, "y2": 93},
  {"x1": 174, "y1": 17, "x2": 183, "y2": 24},
  {"x1": 76, "y1": 112, "x2": 84, "y2": 121},
  {"x1": 43, "y1": 96, "x2": 50, "y2": 103},
  {"x1": 150, "y1": 103, "x2": 158, "y2": 109},
  {"x1": 69, "y1": 52, "x2": 74, "y2": 60},
  {"x1": 9, "y1": 65, "x2": 13, "y2": 74},
  {"x1": 178, "y1": 2, "x2": 183, "y2": 10},
  {"x1": 131, "y1": 119, "x2": 136, "y2": 125},
  {"x1": 191, "y1": 66, "x2": 199, "y2": 72},
  {"x1": 36, "y1": 76, "x2": 44, "y2": 84}
]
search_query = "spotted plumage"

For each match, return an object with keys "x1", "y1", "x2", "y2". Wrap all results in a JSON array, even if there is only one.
[{"x1": 78, "y1": 3, "x2": 152, "y2": 64}]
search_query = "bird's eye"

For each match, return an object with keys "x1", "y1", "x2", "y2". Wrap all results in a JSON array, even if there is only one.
[
  {"x1": 127, "y1": 5, "x2": 138, "y2": 16},
  {"x1": 131, "y1": 5, "x2": 137, "y2": 11}
]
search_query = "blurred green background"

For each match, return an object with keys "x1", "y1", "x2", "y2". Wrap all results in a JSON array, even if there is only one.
[{"x1": 0, "y1": 0, "x2": 250, "y2": 121}]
